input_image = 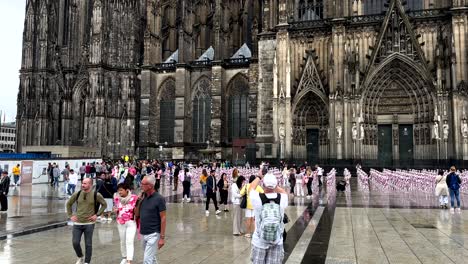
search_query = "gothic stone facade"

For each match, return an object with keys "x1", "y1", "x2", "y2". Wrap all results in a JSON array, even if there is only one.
[{"x1": 17, "y1": 0, "x2": 468, "y2": 165}]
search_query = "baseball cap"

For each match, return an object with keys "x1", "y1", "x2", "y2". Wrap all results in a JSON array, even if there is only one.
[{"x1": 263, "y1": 173, "x2": 277, "y2": 189}]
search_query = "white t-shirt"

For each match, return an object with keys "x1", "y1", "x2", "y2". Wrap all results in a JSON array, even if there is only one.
[
  {"x1": 250, "y1": 190, "x2": 288, "y2": 249},
  {"x1": 69, "y1": 172, "x2": 78, "y2": 185},
  {"x1": 317, "y1": 167, "x2": 324, "y2": 176},
  {"x1": 230, "y1": 184, "x2": 241, "y2": 204}
]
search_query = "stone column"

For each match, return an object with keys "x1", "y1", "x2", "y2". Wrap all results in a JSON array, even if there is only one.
[
  {"x1": 173, "y1": 65, "x2": 188, "y2": 159},
  {"x1": 274, "y1": 25, "x2": 292, "y2": 159},
  {"x1": 256, "y1": 34, "x2": 276, "y2": 158},
  {"x1": 210, "y1": 61, "x2": 223, "y2": 159}
]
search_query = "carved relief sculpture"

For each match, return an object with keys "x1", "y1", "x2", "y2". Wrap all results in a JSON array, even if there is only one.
[
  {"x1": 461, "y1": 119, "x2": 468, "y2": 139},
  {"x1": 352, "y1": 122, "x2": 358, "y2": 140},
  {"x1": 433, "y1": 122, "x2": 440, "y2": 139},
  {"x1": 442, "y1": 120, "x2": 449, "y2": 140}
]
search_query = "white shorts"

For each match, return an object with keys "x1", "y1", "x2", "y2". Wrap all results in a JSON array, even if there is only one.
[
  {"x1": 245, "y1": 209, "x2": 254, "y2": 218},
  {"x1": 104, "y1": 198, "x2": 113, "y2": 212}
]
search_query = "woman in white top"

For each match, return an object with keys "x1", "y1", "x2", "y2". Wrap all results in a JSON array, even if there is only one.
[
  {"x1": 435, "y1": 171, "x2": 449, "y2": 209},
  {"x1": 295, "y1": 169, "x2": 305, "y2": 196},
  {"x1": 282, "y1": 167, "x2": 289, "y2": 188},
  {"x1": 231, "y1": 175, "x2": 246, "y2": 236}
]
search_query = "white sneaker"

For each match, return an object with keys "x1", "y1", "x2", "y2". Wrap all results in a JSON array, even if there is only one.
[
  {"x1": 187, "y1": 198, "x2": 191, "y2": 203},
  {"x1": 120, "y1": 259, "x2": 127, "y2": 264},
  {"x1": 456, "y1": 208, "x2": 462, "y2": 213},
  {"x1": 75, "y1": 257, "x2": 84, "y2": 264},
  {"x1": 306, "y1": 195, "x2": 311, "y2": 199},
  {"x1": 107, "y1": 217, "x2": 112, "y2": 222},
  {"x1": 215, "y1": 210, "x2": 221, "y2": 215},
  {"x1": 96, "y1": 216, "x2": 102, "y2": 222},
  {"x1": 205, "y1": 210, "x2": 210, "y2": 216},
  {"x1": 450, "y1": 208, "x2": 455, "y2": 214}
]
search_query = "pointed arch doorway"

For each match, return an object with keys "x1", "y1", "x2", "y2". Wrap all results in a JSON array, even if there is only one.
[
  {"x1": 361, "y1": 55, "x2": 436, "y2": 166},
  {"x1": 291, "y1": 54, "x2": 329, "y2": 163}
]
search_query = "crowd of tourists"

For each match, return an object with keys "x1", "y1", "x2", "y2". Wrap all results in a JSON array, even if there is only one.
[
  {"x1": 58, "y1": 159, "x2": 323, "y2": 264},
  {"x1": 1, "y1": 158, "x2": 465, "y2": 264}
]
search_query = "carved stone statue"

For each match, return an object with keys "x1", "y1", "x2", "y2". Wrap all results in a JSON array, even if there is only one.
[
  {"x1": 433, "y1": 122, "x2": 440, "y2": 139},
  {"x1": 359, "y1": 123, "x2": 365, "y2": 141},
  {"x1": 279, "y1": 126, "x2": 285, "y2": 140},
  {"x1": 352, "y1": 122, "x2": 358, "y2": 140},
  {"x1": 336, "y1": 123, "x2": 342, "y2": 139},
  {"x1": 461, "y1": 119, "x2": 468, "y2": 138},
  {"x1": 442, "y1": 120, "x2": 449, "y2": 140}
]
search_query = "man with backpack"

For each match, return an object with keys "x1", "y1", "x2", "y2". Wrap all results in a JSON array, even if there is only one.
[
  {"x1": 249, "y1": 172, "x2": 288, "y2": 264},
  {"x1": 66, "y1": 178, "x2": 107, "y2": 264},
  {"x1": 446, "y1": 166, "x2": 462, "y2": 214}
]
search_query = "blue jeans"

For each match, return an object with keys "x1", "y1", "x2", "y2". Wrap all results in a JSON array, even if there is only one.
[
  {"x1": 13, "y1": 175, "x2": 19, "y2": 185},
  {"x1": 67, "y1": 184, "x2": 76, "y2": 195},
  {"x1": 201, "y1": 184, "x2": 207, "y2": 198},
  {"x1": 449, "y1": 189, "x2": 461, "y2": 208},
  {"x1": 54, "y1": 177, "x2": 60, "y2": 188},
  {"x1": 72, "y1": 224, "x2": 95, "y2": 263},
  {"x1": 142, "y1": 232, "x2": 160, "y2": 264}
]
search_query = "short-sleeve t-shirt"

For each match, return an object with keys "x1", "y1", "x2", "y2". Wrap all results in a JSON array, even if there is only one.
[
  {"x1": 140, "y1": 192, "x2": 167, "y2": 235},
  {"x1": 250, "y1": 190, "x2": 288, "y2": 249}
]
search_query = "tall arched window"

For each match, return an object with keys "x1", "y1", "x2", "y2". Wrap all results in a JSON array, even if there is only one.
[
  {"x1": 63, "y1": 0, "x2": 70, "y2": 45},
  {"x1": 192, "y1": 77, "x2": 211, "y2": 143},
  {"x1": 298, "y1": 0, "x2": 323, "y2": 21},
  {"x1": 227, "y1": 74, "x2": 249, "y2": 141},
  {"x1": 159, "y1": 78, "x2": 175, "y2": 143}
]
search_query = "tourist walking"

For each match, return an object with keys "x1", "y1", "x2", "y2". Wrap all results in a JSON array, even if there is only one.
[
  {"x1": 97, "y1": 173, "x2": 117, "y2": 222},
  {"x1": 288, "y1": 168, "x2": 296, "y2": 195},
  {"x1": 66, "y1": 178, "x2": 107, "y2": 264},
  {"x1": 79, "y1": 162, "x2": 86, "y2": 182},
  {"x1": 446, "y1": 166, "x2": 462, "y2": 213},
  {"x1": 249, "y1": 172, "x2": 288, "y2": 264},
  {"x1": 173, "y1": 165, "x2": 180, "y2": 191},
  {"x1": 199, "y1": 169, "x2": 208, "y2": 200},
  {"x1": 114, "y1": 183, "x2": 138, "y2": 264},
  {"x1": 305, "y1": 168, "x2": 313, "y2": 199},
  {"x1": 315, "y1": 164, "x2": 324, "y2": 187},
  {"x1": 62, "y1": 165, "x2": 70, "y2": 195},
  {"x1": 217, "y1": 172, "x2": 230, "y2": 211},
  {"x1": 281, "y1": 167, "x2": 289, "y2": 188},
  {"x1": 240, "y1": 175, "x2": 264, "y2": 238},
  {"x1": 0, "y1": 170, "x2": 10, "y2": 213},
  {"x1": 12, "y1": 164, "x2": 21, "y2": 186},
  {"x1": 137, "y1": 175, "x2": 167, "y2": 264},
  {"x1": 295, "y1": 169, "x2": 305, "y2": 197},
  {"x1": 231, "y1": 175, "x2": 245, "y2": 236},
  {"x1": 435, "y1": 171, "x2": 449, "y2": 209},
  {"x1": 205, "y1": 169, "x2": 221, "y2": 216},
  {"x1": 48, "y1": 163, "x2": 55, "y2": 186},
  {"x1": 53, "y1": 164, "x2": 61, "y2": 189},
  {"x1": 68, "y1": 169, "x2": 79, "y2": 195},
  {"x1": 182, "y1": 168, "x2": 192, "y2": 203}
]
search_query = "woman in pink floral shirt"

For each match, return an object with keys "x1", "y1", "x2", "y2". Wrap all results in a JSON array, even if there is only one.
[{"x1": 114, "y1": 183, "x2": 138, "y2": 264}]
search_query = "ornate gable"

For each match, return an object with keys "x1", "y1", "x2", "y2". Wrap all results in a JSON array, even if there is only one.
[
  {"x1": 365, "y1": 0, "x2": 428, "y2": 75},
  {"x1": 295, "y1": 51, "x2": 327, "y2": 105}
]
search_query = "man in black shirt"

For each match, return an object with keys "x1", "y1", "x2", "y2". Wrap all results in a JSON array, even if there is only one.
[
  {"x1": 0, "y1": 170, "x2": 10, "y2": 212},
  {"x1": 139, "y1": 174, "x2": 166, "y2": 263},
  {"x1": 173, "y1": 165, "x2": 180, "y2": 191}
]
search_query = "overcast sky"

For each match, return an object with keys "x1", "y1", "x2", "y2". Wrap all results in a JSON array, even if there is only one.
[{"x1": 0, "y1": 0, "x2": 25, "y2": 123}]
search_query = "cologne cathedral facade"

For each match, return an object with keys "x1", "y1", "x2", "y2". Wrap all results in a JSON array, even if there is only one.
[{"x1": 16, "y1": 0, "x2": 468, "y2": 166}]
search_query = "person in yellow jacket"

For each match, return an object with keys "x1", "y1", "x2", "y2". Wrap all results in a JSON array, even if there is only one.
[
  {"x1": 12, "y1": 164, "x2": 21, "y2": 186},
  {"x1": 199, "y1": 169, "x2": 208, "y2": 200},
  {"x1": 240, "y1": 175, "x2": 264, "y2": 238}
]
